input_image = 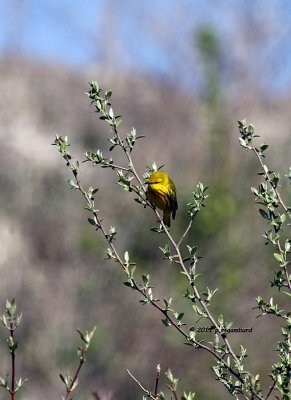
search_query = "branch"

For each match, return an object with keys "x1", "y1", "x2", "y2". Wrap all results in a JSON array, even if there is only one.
[
  {"x1": 252, "y1": 145, "x2": 291, "y2": 292},
  {"x1": 127, "y1": 370, "x2": 155, "y2": 399}
]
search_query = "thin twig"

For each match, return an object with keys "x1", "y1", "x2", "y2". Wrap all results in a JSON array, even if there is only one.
[
  {"x1": 64, "y1": 358, "x2": 84, "y2": 400},
  {"x1": 127, "y1": 370, "x2": 155, "y2": 399},
  {"x1": 265, "y1": 378, "x2": 277, "y2": 400},
  {"x1": 178, "y1": 218, "x2": 193, "y2": 247},
  {"x1": 85, "y1": 159, "x2": 131, "y2": 172},
  {"x1": 153, "y1": 367, "x2": 160, "y2": 397},
  {"x1": 171, "y1": 389, "x2": 179, "y2": 400},
  {"x1": 9, "y1": 323, "x2": 15, "y2": 400}
]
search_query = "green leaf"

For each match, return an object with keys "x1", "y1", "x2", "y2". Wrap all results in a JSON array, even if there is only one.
[
  {"x1": 162, "y1": 318, "x2": 171, "y2": 327},
  {"x1": 280, "y1": 213, "x2": 286, "y2": 223},
  {"x1": 259, "y1": 209, "x2": 269, "y2": 220},
  {"x1": 239, "y1": 137, "x2": 247, "y2": 147},
  {"x1": 124, "y1": 251, "x2": 129, "y2": 264},
  {"x1": 273, "y1": 253, "x2": 283, "y2": 263},
  {"x1": 109, "y1": 108, "x2": 114, "y2": 118},
  {"x1": 59, "y1": 373, "x2": 67, "y2": 385},
  {"x1": 285, "y1": 239, "x2": 291, "y2": 252},
  {"x1": 247, "y1": 124, "x2": 255, "y2": 134},
  {"x1": 68, "y1": 180, "x2": 78, "y2": 189},
  {"x1": 260, "y1": 143, "x2": 268, "y2": 151},
  {"x1": 251, "y1": 187, "x2": 258, "y2": 196},
  {"x1": 142, "y1": 274, "x2": 149, "y2": 286},
  {"x1": 105, "y1": 90, "x2": 112, "y2": 100},
  {"x1": 177, "y1": 313, "x2": 184, "y2": 321},
  {"x1": 163, "y1": 298, "x2": 172, "y2": 310}
]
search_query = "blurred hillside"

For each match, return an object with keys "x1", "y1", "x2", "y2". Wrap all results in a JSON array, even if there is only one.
[{"x1": 0, "y1": 55, "x2": 290, "y2": 400}]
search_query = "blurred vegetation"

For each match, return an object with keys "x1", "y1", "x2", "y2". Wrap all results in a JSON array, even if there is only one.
[{"x1": 0, "y1": 20, "x2": 290, "y2": 399}]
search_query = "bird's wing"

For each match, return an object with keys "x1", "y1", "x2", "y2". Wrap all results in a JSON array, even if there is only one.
[{"x1": 169, "y1": 188, "x2": 178, "y2": 219}]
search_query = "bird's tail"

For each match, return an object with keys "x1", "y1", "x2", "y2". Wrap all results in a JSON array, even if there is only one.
[{"x1": 163, "y1": 210, "x2": 171, "y2": 227}]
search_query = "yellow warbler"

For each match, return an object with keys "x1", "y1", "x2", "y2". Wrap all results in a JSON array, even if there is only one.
[{"x1": 146, "y1": 171, "x2": 178, "y2": 227}]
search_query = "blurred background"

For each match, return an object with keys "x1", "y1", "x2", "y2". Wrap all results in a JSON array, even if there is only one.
[{"x1": 0, "y1": 1, "x2": 291, "y2": 399}]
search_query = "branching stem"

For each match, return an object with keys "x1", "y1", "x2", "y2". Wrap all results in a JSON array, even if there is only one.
[
  {"x1": 252, "y1": 146, "x2": 291, "y2": 291},
  {"x1": 61, "y1": 147, "x2": 264, "y2": 400}
]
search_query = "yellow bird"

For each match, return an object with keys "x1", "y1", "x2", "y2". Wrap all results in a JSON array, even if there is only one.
[{"x1": 146, "y1": 171, "x2": 178, "y2": 227}]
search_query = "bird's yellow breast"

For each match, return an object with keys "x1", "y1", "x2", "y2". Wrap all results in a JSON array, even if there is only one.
[{"x1": 147, "y1": 183, "x2": 171, "y2": 211}]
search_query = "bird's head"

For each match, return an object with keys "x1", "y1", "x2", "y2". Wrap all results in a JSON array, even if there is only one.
[{"x1": 147, "y1": 171, "x2": 168, "y2": 186}]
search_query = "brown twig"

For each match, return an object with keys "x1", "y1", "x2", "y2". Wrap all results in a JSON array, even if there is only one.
[{"x1": 9, "y1": 323, "x2": 15, "y2": 400}]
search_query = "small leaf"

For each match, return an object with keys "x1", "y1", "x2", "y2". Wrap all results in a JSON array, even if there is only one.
[
  {"x1": 162, "y1": 318, "x2": 171, "y2": 327},
  {"x1": 260, "y1": 143, "x2": 268, "y2": 152},
  {"x1": 59, "y1": 374, "x2": 67, "y2": 385},
  {"x1": 109, "y1": 108, "x2": 114, "y2": 118},
  {"x1": 124, "y1": 251, "x2": 129, "y2": 264},
  {"x1": 142, "y1": 274, "x2": 149, "y2": 286},
  {"x1": 259, "y1": 209, "x2": 269, "y2": 220},
  {"x1": 177, "y1": 313, "x2": 184, "y2": 321},
  {"x1": 239, "y1": 137, "x2": 247, "y2": 147},
  {"x1": 273, "y1": 253, "x2": 283, "y2": 263},
  {"x1": 68, "y1": 180, "x2": 78, "y2": 189}
]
